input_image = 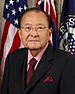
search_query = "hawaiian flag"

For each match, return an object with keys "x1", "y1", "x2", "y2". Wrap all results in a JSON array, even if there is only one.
[
  {"x1": 0, "y1": 0, "x2": 28, "y2": 71},
  {"x1": 59, "y1": 0, "x2": 75, "y2": 55},
  {"x1": 36, "y1": 0, "x2": 58, "y2": 47}
]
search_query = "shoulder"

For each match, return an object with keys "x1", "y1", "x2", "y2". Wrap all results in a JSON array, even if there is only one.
[
  {"x1": 54, "y1": 47, "x2": 74, "y2": 59},
  {"x1": 4, "y1": 48, "x2": 28, "y2": 69},
  {"x1": 5, "y1": 48, "x2": 28, "y2": 64},
  {"x1": 8, "y1": 48, "x2": 27, "y2": 57},
  {"x1": 48, "y1": 46, "x2": 75, "y2": 72},
  {"x1": 53, "y1": 46, "x2": 75, "y2": 65},
  {"x1": 48, "y1": 45, "x2": 75, "y2": 62}
]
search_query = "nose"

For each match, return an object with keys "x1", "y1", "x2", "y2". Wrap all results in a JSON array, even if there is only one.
[{"x1": 30, "y1": 28, "x2": 39, "y2": 37}]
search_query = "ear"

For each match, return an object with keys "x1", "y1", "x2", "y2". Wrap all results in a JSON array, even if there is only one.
[
  {"x1": 49, "y1": 28, "x2": 52, "y2": 36},
  {"x1": 49, "y1": 28, "x2": 52, "y2": 35},
  {"x1": 18, "y1": 29, "x2": 21, "y2": 39}
]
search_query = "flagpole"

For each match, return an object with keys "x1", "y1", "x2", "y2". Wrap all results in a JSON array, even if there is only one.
[
  {"x1": 32, "y1": 0, "x2": 36, "y2": 7},
  {"x1": 28, "y1": 0, "x2": 36, "y2": 8}
]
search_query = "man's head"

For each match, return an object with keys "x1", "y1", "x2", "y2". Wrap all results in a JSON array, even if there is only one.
[
  {"x1": 18, "y1": 8, "x2": 52, "y2": 55},
  {"x1": 19, "y1": 8, "x2": 52, "y2": 29}
]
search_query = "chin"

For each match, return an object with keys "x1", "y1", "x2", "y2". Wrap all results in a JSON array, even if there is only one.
[{"x1": 28, "y1": 46, "x2": 42, "y2": 50}]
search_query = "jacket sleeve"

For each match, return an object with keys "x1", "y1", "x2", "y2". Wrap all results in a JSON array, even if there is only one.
[
  {"x1": 60, "y1": 55, "x2": 75, "y2": 94},
  {"x1": 0, "y1": 55, "x2": 9, "y2": 94}
]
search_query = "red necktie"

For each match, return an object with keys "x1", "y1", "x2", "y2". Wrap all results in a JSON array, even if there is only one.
[{"x1": 26, "y1": 58, "x2": 37, "y2": 85}]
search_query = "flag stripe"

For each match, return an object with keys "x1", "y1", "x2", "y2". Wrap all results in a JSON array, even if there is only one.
[
  {"x1": 50, "y1": 0, "x2": 56, "y2": 28},
  {"x1": 0, "y1": 20, "x2": 10, "y2": 59},
  {"x1": 1, "y1": 24, "x2": 17, "y2": 59},
  {"x1": 45, "y1": 1, "x2": 48, "y2": 13},
  {"x1": 9, "y1": 31, "x2": 21, "y2": 53}
]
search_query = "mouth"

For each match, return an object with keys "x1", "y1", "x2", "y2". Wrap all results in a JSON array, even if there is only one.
[{"x1": 28, "y1": 40, "x2": 39, "y2": 42}]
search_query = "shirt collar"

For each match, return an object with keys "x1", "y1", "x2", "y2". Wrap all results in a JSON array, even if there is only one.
[{"x1": 28, "y1": 43, "x2": 48, "y2": 64}]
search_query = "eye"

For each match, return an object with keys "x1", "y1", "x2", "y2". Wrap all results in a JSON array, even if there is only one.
[
  {"x1": 25, "y1": 27, "x2": 31, "y2": 32},
  {"x1": 37, "y1": 26, "x2": 45, "y2": 32}
]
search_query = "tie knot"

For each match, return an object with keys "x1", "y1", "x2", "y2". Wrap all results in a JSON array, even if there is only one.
[{"x1": 29, "y1": 58, "x2": 37, "y2": 69}]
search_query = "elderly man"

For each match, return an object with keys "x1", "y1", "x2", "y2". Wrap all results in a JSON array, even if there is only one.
[{"x1": 1, "y1": 8, "x2": 75, "y2": 94}]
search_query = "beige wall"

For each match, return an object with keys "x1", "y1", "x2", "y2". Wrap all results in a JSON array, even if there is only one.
[
  {"x1": 0, "y1": 0, "x2": 5, "y2": 52},
  {"x1": 0, "y1": 0, "x2": 4, "y2": 31}
]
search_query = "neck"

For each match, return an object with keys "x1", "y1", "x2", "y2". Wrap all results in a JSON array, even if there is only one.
[
  {"x1": 30, "y1": 49, "x2": 42, "y2": 57},
  {"x1": 29, "y1": 43, "x2": 49, "y2": 57}
]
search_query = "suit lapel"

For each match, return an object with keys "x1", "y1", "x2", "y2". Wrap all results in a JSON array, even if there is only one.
[
  {"x1": 25, "y1": 45, "x2": 54, "y2": 93},
  {"x1": 22, "y1": 51, "x2": 28, "y2": 90},
  {"x1": 16, "y1": 48, "x2": 28, "y2": 91}
]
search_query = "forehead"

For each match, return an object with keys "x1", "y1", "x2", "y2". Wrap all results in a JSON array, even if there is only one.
[{"x1": 21, "y1": 11, "x2": 48, "y2": 25}]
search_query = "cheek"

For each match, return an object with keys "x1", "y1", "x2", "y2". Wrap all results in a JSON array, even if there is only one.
[
  {"x1": 39, "y1": 33, "x2": 50, "y2": 44},
  {"x1": 20, "y1": 33, "x2": 28, "y2": 47}
]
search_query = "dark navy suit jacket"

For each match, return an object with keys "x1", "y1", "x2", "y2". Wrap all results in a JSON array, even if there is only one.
[{"x1": 1, "y1": 45, "x2": 75, "y2": 94}]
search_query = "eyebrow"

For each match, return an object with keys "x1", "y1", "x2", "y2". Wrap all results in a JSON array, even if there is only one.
[
  {"x1": 36, "y1": 24, "x2": 46, "y2": 26},
  {"x1": 22, "y1": 23, "x2": 47, "y2": 26}
]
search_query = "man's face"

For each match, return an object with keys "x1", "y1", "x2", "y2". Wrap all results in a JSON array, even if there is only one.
[{"x1": 19, "y1": 11, "x2": 52, "y2": 50}]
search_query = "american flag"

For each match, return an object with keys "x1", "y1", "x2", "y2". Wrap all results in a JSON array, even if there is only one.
[
  {"x1": 36, "y1": 0, "x2": 58, "y2": 47},
  {"x1": 0, "y1": 0, "x2": 28, "y2": 72},
  {"x1": 59, "y1": 0, "x2": 75, "y2": 55}
]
